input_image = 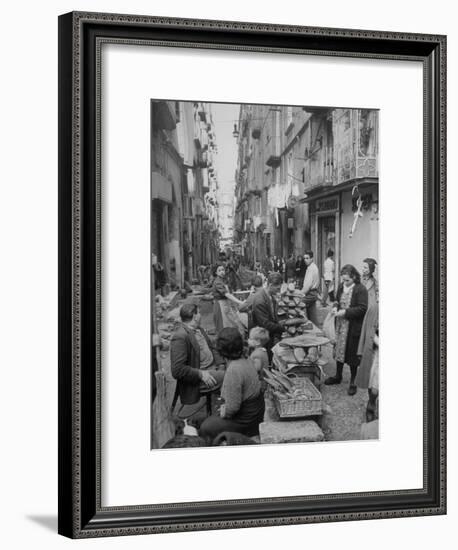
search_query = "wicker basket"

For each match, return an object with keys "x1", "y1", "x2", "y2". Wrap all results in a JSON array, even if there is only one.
[{"x1": 273, "y1": 377, "x2": 322, "y2": 418}]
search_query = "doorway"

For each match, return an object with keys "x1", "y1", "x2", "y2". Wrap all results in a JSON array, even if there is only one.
[{"x1": 317, "y1": 215, "x2": 336, "y2": 276}]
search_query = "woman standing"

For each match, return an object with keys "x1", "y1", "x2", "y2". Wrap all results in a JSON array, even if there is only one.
[
  {"x1": 212, "y1": 264, "x2": 245, "y2": 337},
  {"x1": 324, "y1": 264, "x2": 368, "y2": 395},
  {"x1": 361, "y1": 257, "x2": 378, "y2": 307},
  {"x1": 355, "y1": 303, "x2": 379, "y2": 421}
]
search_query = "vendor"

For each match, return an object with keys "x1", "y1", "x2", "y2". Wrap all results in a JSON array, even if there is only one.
[
  {"x1": 301, "y1": 250, "x2": 320, "y2": 325},
  {"x1": 199, "y1": 327, "x2": 265, "y2": 442},
  {"x1": 251, "y1": 272, "x2": 291, "y2": 359},
  {"x1": 212, "y1": 264, "x2": 245, "y2": 337}
]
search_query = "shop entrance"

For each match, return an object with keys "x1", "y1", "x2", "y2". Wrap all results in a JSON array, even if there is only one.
[{"x1": 317, "y1": 215, "x2": 336, "y2": 279}]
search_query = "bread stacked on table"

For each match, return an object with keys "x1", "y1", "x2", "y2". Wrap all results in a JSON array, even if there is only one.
[{"x1": 277, "y1": 288, "x2": 313, "y2": 336}]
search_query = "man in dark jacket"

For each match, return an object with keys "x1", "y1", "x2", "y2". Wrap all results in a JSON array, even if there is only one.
[
  {"x1": 170, "y1": 302, "x2": 225, "y2": 405},
  {"x1": 251, "y1": 272, "x2": 287, "y2": 358}
]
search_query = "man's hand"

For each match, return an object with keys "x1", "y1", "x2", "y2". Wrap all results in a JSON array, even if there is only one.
[
  {"x1": 200, "y1": 370, "x2": 217, "y2": 388},
  {"x1": 335, "y1": 309, "x2": 346, "y2": 318}
]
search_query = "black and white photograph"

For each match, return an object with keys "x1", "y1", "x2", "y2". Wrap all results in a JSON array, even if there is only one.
[
  {"x1": 151, "y1": 100, "x2": 380, "y2": 449},
  {"x1": 0, "y1": 0, "x2": 452, "y2": 544}
]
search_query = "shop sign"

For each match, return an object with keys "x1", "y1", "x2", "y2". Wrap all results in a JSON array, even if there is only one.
[{"x1": 314, "y1": 196, "x2": 339, "y2": 213}]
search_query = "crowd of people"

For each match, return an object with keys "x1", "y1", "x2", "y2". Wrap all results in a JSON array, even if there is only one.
[{"x1": 163, "y1": 250, "x2": 380, "y2": 448}]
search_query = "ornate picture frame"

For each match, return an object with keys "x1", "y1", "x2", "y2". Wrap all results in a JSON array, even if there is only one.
[{"x1": 58, "y1": 11, "x2": 446, "y2": 538}]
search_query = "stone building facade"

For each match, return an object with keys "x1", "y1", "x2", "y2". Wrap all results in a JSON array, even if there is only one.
[
  {"x1": 233, "y1": 104, "x2": 379, "y2": 285},
  {"x1": 151, "y1": 100, "x2": 219, "y2": 293}
]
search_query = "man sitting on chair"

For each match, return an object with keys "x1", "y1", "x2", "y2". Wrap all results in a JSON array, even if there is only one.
[{"x1": 170, "y1": 302, "x2": 226, "y2": 406}]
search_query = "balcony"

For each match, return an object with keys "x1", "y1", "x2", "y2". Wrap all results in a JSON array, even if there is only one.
[
  {"x1": 152, "y1": 101, "x2": 176, "y2": 131},
  {"x1": 334, "y1": 108, "x2": 378, "y2": 185},
  {"x1": 265, "y1": 117, "x2": 281, "y2": 169},
  {"x1": 303, "y1": 146, "x2": 334, "y2": 191}
]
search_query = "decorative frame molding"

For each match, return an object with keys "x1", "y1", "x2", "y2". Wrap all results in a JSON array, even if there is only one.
[{"x1": 58, "y1": 11, "x2": 446, "y2": 538}]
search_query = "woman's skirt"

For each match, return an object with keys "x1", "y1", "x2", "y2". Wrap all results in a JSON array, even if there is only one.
[
  {"x1": 334, "y1": 316, "x2": 350, "y2": 363},
  {"x1": 369, "y1": 349, "x2": 379, "y2": 390},
  {"x1": 213, "y1": 298, "x2": 246, "y2": 338}
]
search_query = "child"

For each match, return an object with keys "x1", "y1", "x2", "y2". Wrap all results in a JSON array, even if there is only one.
[{"x1": 248, "y1": 326, "x2": 270, "y2": 376}]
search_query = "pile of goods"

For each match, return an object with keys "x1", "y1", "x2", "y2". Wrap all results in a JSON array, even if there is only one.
[
  {"x1": 263, "y1": 368, "x2": 322, "y2": 418},
  {"x1": 277, "y1": 288, "x2": 313, "y2": 336},
  {"x1": 263, "y1": 368, "x2": 301, "y2": 399},
  {"x1": 272, "y1": 333, "x2": 330, "y2": 386},
  {"x1": 281, "y1": 345, "x2": 319, "y2": 366}
]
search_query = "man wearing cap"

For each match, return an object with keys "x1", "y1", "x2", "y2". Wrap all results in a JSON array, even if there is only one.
[{"x1": 170, "y1": 302, "x2": 226, "y2": 406}]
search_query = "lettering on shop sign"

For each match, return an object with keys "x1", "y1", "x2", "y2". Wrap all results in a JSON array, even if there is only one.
[{"x1": 313, "y1": 198, "x2": 339, "y2": 213}]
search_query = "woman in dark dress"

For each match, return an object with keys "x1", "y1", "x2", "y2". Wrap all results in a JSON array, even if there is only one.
[{"x1": 324, "y1": 264, "x2": 368, "y2": 395}]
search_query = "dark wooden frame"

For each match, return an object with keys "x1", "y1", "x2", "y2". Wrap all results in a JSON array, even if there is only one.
[{"x1": 58, "y1": 11, "x2": 446, "y2": 538}]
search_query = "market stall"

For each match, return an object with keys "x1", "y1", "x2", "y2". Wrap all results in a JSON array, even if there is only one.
[{"x1": 259, "y1": 286, "x2": 331, "y2": 443}]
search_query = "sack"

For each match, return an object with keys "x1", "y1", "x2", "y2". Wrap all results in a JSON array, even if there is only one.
[{"x1": 322, "y1": 311, "x2": 336, "y2": 343}]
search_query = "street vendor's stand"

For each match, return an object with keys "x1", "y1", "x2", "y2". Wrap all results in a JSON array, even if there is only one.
[
  {"x1": 272, "y1": 333, "x2": 330, "y2": 388},
  {"x1": 258, "y1": 287, "x2": 330, "y2": 443}
]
